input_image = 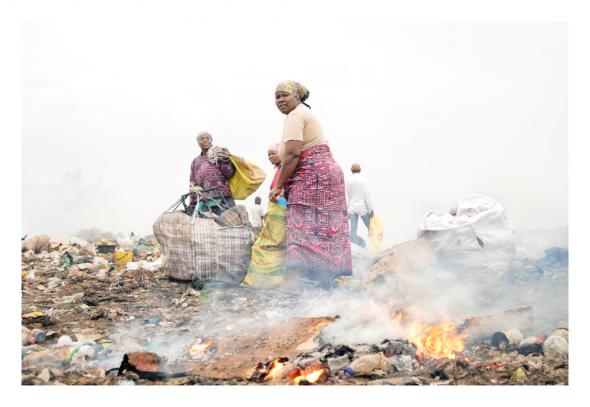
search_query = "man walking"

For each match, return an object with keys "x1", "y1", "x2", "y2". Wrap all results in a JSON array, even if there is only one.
[
  {"x1": 346, "y1": 163, "x2": 373, "y2": 248},
  {"x1": 248, "y1": 196, "x2": 265, "y2": 236}
]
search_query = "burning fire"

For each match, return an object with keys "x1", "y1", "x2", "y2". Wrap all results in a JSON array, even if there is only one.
[
  {"x1": 263, "y1": 358, "x2": 289, "y2": 382},
  {"x1": 408, "y1": 321, "x2": 467, "y2": 360},
  {"x1": 292, "y1": 367, "x2": 327, "y2": 385},
  {"x1": 256, "y1": 357, "x2": 326, "y2": 385}
]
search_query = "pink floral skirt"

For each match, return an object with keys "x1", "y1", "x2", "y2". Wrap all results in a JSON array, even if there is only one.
[{"x1": 284, "y1": 145, "x2": 352, "y2": 278}]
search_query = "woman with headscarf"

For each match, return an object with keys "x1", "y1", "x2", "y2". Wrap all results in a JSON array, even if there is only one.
[
  {"x1": 269, "y1": 80, "x2": 352, "y2": 290},
  {"x1": 267, "y1": 143, "x2": 282, "y2": 191}
]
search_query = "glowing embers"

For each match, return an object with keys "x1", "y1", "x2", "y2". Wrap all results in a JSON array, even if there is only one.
[
  {"x1": 291, "y1": 366, "x2": 327, "y2": 385},
  {"x1": 186, "y1": 338, "x2": 216, "y2": 362},
  {"x1": 408, "y1": 321, "x2": 468, "y2": 360},
  {"x1": 251, "y1": 357, "x2": 327, "y2": 385},
  {"x1": 262, "y1": 357, "x2": 289, "y2": 382}
]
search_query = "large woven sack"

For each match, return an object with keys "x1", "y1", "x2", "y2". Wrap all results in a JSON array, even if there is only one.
[
  {"x1": 153, "y1": 209, "x2": 254, "y2": 284},
  {"x1": 241, "y1": 202, "x2": 287, "y2": 288},
  {"x1": 228, "y1": 155, "x2": 266, "y2": 200}
]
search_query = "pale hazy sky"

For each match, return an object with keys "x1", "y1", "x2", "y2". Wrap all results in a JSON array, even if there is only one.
[{"x1": 22, "y1": 21, "x2": 567, "y2": 245}]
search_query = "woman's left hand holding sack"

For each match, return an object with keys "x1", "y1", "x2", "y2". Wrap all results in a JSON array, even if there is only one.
[{"x1": 269, "y1": 187, "x2": 282, "y2": 202}]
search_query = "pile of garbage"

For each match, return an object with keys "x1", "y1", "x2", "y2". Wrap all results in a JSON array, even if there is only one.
[
  {"x1": 21, "y1": 229, "x2": 568, "y2": 386},
  {"x1": 21, "y1": 232, "x2": 163, "y2": 281},
  {"x1": 21, "y1": 232, "x2": 166, "y2": 384},
  {"x1": 249, "y1": 327, "x2": 568, "y2": 386}
]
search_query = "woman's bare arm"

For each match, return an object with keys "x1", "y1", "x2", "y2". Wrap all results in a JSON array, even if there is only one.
[{"x1": 270, "y1": 140, "x2": 302, "y2": 201}]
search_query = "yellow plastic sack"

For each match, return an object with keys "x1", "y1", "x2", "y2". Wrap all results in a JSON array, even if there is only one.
[
  {"x1": 114, "y1": 251, "x2": 133, "y2": 269},
  {"x1": 241, "y1": 202, "x2": 287, "y2": 288},
  {"x1": 368, "y1": 215, "x2": 384, "y2": 253},
  {"x1": 228, "y1": 155, "x2": 266, "y2": 200}
]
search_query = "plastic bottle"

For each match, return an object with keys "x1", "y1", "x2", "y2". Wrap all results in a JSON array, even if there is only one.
[{"x1": 31, "y1": 329, "x2": 46, "y2": 344}]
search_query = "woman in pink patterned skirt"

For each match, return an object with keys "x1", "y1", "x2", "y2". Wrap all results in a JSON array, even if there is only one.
[{"x1": 269, "y1": 80, "x2": 352, "y2": 290}]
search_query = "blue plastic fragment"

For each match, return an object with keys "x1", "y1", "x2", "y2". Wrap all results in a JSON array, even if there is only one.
[
  {"x1": 342, "y1": 367, "x2": 355, "y2": 378},
  {"x1": 34, "y1": 331, "x2": 47, "y2": 344}
]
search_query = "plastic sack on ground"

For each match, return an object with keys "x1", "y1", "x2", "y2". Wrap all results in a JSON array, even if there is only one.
[
  {"x1": 368, "y1": 216, "x2": 384, "y2": 253},
  {"x1": 125, "y1": 257, "x2": 163, "y2": 272},
  {"x1": 241, "y1": 202, "x2": 287, "y2": 288},
  {"x1": 114, "y1": 251, "x2": 133, "y2": 270},
  {"x1": 228, "y1": 155, "x2": 266, "y2": 200},
  {"x1": 418, "y1": 194, "x2": 515, "y2": 281},
  {"x1": 153, "y1": 205, "x2": 254, "y2": 285}
]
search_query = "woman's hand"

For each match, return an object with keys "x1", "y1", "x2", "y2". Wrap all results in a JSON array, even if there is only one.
[{"x1": 269, "y1": 187, "x2": 282, "y2": 202}]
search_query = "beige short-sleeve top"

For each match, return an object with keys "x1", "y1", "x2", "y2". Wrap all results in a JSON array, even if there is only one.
[{"x1": 279, "y1": 103, "x2": 328, "y2": 159}]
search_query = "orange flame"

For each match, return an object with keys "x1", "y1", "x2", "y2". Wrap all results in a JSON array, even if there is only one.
[
  {"x1": 261, "y1": 358, "x2": 326, "y2": 385},
  {"x1": 408, "y1": 321, "x2": 467, "y2": 359},
  {"x1": 263, "y1": 358, "x2": 289, "y2": 382},
  {"x1": 188, "y1": 339, "x2": 212, "y2": 357},
  {"x1": 292, "y1": 368, "x2": 326, "y2": 385}
]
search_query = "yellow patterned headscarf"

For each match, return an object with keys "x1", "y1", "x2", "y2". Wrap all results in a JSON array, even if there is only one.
[{"x1": 275, "y1": 80, "x2": 310, "y2": 103}]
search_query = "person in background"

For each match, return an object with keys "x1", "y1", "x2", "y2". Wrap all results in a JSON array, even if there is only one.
[
  {"x1": 188, "y1": 131, "x2": 236, "y2": 216},
  {"x1": 269, "y1": 80, "x2": 352, "y2": 290},
  {"x1": 268, "y1": 143, "x2": 282, "y2": 191},
  {"x1": 248, "y1": 196, "x2": 265, "y2": 235},
  {"x1": 346, "y1": 163, "x2": 374, "y2": 248}
]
